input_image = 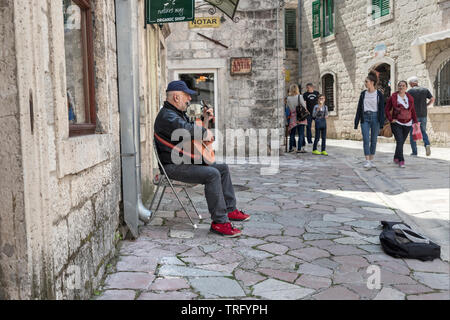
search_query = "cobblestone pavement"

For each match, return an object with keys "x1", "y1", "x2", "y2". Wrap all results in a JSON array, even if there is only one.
[{"x1": 95, "y1": 140, "x2": 450, "y2": 300}]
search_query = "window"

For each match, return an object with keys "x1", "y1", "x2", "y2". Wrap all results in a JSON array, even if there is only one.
[
  {"x1": 322, "y1": 73, "x2": 335, "y2": 113},
  {"x1": 63, "y1": 0, "x2": 96, "y2": 137},
  {"x1": 372, "y1": 0, "x2": 390, "y2": 20},
  {"x1": 312, "y1": 0, "x2": 334, "y2": 39},
  {"x1": 323, "y1": 0, "x2": 334, "y2": 37},
  {"x1": 435, "y1": 58, "x2": 450, "y2": 106},
  {"x1": 285, "y1": 9, "x2": 297, "y2": 49}
]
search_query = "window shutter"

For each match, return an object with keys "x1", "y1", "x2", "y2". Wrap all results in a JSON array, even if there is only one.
[
  {"x1": 372, "y1": 0, "x2": 381, "y2": 19},
  {"x1": 285, "y1": 9, "x2": 297, "y2": 49},
  {"x1": 381, "y1": 0, "x2": 390, "y2": 17},
  {"x1": 328, "y1": 0, "x2": 334, "y2": 34},
  {"x1": 312, "y1": 0, "x2": 321, "y2": 39},
  {"x1": 323, "y1": 0, "x2": 334, "y2": 37}
]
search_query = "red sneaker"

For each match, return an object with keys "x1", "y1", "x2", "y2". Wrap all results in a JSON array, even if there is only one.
[
  {"x1": 228, "y1": 209, "x2": 251, "y2": 222},
  {"x1": 210, "y1": 222, "x2": 242, "y2": 238}
]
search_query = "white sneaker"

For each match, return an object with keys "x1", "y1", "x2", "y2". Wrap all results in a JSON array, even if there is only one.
[
  {"x1": 370, "y1": 161, "x2": 376, "y2": 168},
  {"x1": 363, "y1": 160, "x2": 372, "y2": 169}
]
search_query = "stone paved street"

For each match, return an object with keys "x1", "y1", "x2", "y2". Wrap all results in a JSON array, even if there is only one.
[{"x1": 95, "y1": 140, "x2": 450, "y2": 300}]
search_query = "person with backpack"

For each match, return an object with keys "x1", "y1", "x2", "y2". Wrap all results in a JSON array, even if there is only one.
[
  {"x1": 385, "y1": 80, "x2": 419, "y2": 168},
  {"x1": 312, "y1": 94, "x2": 329, "y2": 156},
  {"x1": 286, "y1": 84, "x2": 308, "y2": 153},
  {"x1": 354, "y1": 71, "x2": 386, "y2": 169}
]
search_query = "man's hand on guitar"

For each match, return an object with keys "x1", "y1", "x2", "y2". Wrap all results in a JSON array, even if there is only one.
[
  {"x1": 203, "y1": 107, "x2": 214, "y2": 119},
  {"x1": 204, "y1": 129, "x2": 214, "y2": 142}
]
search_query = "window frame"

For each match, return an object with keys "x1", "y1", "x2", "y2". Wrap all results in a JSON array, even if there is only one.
[
  {"x1": 65, "y1": 0, "x2": 97, "y2": 137},
  {"x1": 312, "y1": 0, "x2": 335, "y2": 42},
  {"x1": 435, "y1": 58, "x2": 450, "y2": 107},
  {"x1": 368, "y1": 0, "x2": 394, "y2": 26},
  {"x1": 319, "y1": 71, "x2": 338, "y2": 117},
  {"x1": 285, "y1": 8, "x2": 298, "y2": 49}
]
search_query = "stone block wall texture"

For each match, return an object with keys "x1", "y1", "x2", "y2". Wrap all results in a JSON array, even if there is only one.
[
  {"x1": 166, "y1": 0, "x2": 286, "y2": 148},
  {"x1": 0, "y1": 0, "x2": 122, "y2": 299},
  {"x1": 0, "y1": 0, "x2": 29, "y2": 300},
  {"x1": 300, "y1": 0, "x2": 450, "y2": 146}
]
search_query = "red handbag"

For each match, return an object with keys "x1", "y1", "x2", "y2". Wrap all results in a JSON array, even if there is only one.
[{"x1": 394, "y1": 104, "x2": 412, "y2": 122}]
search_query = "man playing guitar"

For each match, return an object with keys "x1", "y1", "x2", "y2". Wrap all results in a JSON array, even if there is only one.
[{"x1": 154, "y1": 80, "x2": 250, "y2": 237}]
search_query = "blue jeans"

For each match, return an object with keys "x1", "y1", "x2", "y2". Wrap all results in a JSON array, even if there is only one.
[
  {"x1": 289, "y1": 125, "x2": 306, "y2": 151},
  {"x1": 361, "y1": 111, "x2": 380, "y2": 156},
  {"x1": 313, "y1": 118, "x2": 327, "y2": 152},
  {"x1": 410, "y1": 117, "x2": 430, "y2": 155}
]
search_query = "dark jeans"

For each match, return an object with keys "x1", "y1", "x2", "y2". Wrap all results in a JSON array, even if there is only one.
[
  {"x1": 391, "y1": 122, "x2": 411, "y2": 162},
  {"x1": 164, "y1": 163, "x2": 236, "y2": 224},
  {"x1": 313, "y1": 119, "x2": 327, "y2": 152}
]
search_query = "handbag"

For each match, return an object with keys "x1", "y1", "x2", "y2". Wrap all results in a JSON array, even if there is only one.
[
  {"x1": 379, "y1": 221, "x2": 440, "y2": 261},
  {"x1": 380, "y1": 120, "x2": 393, "y2": 138},
  {"x1": 412, "y1": 122, "x2": 423, "y2": 141},
  {"x1": 296, "y1": 95, "x2": 310, "y2": 122}
]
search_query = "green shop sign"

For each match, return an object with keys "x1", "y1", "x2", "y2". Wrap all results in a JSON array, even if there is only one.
[{"x1": 146, "y1": 0, "x2": 195, "y2": 24}]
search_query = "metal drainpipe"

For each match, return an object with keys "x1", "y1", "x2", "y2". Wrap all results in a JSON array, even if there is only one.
[
  {"x1": 298, "y1": 0, "x2": 302, "y2": 82},
  {"x1": 116, "y1": 0, "x2": 151, "y2": 238}
]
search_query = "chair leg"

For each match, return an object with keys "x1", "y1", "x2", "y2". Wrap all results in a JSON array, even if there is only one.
[
  {"x1": 183, "y1": 188, "x2": 202, "y2": 220},
  {"x1": 148, "y1": 184, "x2": 161, "y2": 211},
  {"x1": 154, "y1": 186, "x2": 166, "y2": 213},
  {"x1": 167, "y1": 184, "x2": 197, "y2": 229}
]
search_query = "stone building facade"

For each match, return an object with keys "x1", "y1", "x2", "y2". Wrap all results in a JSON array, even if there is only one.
[
  {"x1": 0, "y1": 0, "x2": 168, "y2": 299},
  {"x1": 166, "y1": 0, "x2": 286, "y2": 151},
  {"x1": 296, "y1": 0, "x2": 450, "y2": 146}
]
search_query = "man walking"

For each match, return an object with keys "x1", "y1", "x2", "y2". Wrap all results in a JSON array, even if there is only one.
[
  {"x1": 154, "y1": 80, "x2": 250, "y2": 238},
  {"x1": 303, "y1": 83, "x2": 320, "y2": 146},
  {"x1": 407, "y1": 76, "x2": 435, "y2": 156}
]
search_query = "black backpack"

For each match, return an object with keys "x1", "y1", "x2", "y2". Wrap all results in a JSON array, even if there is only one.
[
  {"x1": 379, "y1": 221, "x2": 441, "y2": 261},
  {"x1": 296, "y1": 95, "x2": 310, "y2": 122}
]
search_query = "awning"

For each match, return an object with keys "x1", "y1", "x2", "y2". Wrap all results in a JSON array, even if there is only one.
[
  {"x1": 411, "y1": 29, "x2": 450, "y2": 63},
  {"x1": 204, "y1": 0, "x2": 240, "y2": 20}
]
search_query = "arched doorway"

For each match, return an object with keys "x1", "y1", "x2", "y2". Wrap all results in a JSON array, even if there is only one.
[
  {"x1": 366, "y1": 57, "x2": 396, "y2": 100},
  {"x1": 373, "y1": 63, "x2": 391, "y2": 100}
]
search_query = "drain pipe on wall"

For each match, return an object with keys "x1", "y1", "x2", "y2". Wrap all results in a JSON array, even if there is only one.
[
  {"x1": 298, "y1": 0, "x2": 302, "y2": 83},
  {"x1": 116, "y1": 0, "x2": 151, "y2": 238}
]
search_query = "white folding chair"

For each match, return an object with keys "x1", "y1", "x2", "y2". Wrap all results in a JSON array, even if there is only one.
[{"x1": 148, "y1": 141, "x2": 203, "y2": 229}]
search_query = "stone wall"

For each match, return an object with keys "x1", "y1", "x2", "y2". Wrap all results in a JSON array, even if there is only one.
[
  {"x1": 299, "y1": 0, "x2": 450, "y2": 146},
  {"x1": 0, "y1": 0, "x2": 29, "y2": 300},
  {"x1": 166, "y1": 0, "x2": 286, "y2": 150},
  {"x1": 0, "y1": 0, "x2": 121, "y2": 299}
]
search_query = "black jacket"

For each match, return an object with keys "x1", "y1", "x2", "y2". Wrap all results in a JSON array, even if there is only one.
[
  {"x1": 354, "y1": 90, "x2": 385, "y2": 130},
  {"x1": 154, "y1": 101, "x2": 207, "y2": 165}
]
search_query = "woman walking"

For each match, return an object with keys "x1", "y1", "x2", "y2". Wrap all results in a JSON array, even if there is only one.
[
  {"x1": 286, "y1": 84, "x2": 308, "y2": 153},
  {"x1": 312, "y1": 94, "x2": 329, "y2": 156},
  {"x1": 385, "y1": 80, "x2": 418, "y2": 168},
  {"x1": 354, "y1": 71, "x2": 385, "y2": 169}
]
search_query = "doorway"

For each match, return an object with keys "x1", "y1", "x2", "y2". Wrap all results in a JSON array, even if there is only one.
[
  {"x1": 175, "y1": 70, "x2": 218, "y2": 130},
  {"x1": 374, "y1": 63, "x2": 391, "y2": 100}
]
